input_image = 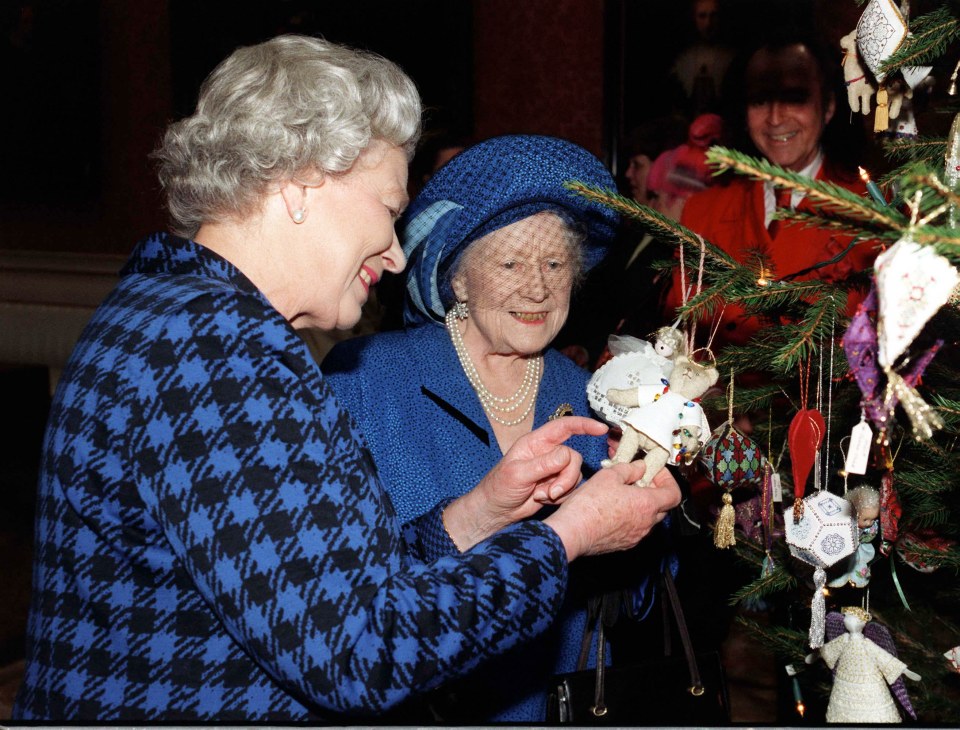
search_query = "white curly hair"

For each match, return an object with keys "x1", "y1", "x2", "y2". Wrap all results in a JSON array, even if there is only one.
[{"x1": 154, "y1": 34, "x2": 422, "y2": 237}]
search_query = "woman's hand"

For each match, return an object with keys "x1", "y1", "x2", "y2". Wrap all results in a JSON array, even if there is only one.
[
  {"x1": 442, "y1": 416, "x2": 607, "y2": 551},
  {"x1": 543, "y1": 460, "x2": 681, "y2": 561}
]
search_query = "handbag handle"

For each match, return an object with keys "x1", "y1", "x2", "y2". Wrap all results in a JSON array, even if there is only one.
[
  {"x1": 574, "y1": 595, "x2": 610, "y2": 717},
  {"x1": 574, "y1": 570, "x2": 704, "y2": 719},
  {"x1": 662, "y1": 569, "x2": 705, "y2": 696}
]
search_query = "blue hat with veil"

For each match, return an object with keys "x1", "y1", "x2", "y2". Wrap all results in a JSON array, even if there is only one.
[{"x1": 401, "y1": 134, "x2": 619, "y2": 327}]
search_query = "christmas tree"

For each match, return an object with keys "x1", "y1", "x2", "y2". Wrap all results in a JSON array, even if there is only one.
[{"x1": 573, "y1": 0, "x2": 960, "y2": 722}]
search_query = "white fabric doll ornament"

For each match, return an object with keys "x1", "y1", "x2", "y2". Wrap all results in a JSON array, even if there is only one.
[
  {"x1": 806, "y1": 607, "x2": 920, "y2": 723},
  {"x1": 601, "y1": 353, "x2": 717, "y2": 487},
  {"x1": 587, "y1": 328, "x2": 682, "y2": 426}
]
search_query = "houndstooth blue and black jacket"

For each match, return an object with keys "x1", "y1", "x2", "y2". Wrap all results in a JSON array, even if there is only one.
[{"x1": 12, "y1": 233, "x2": 569, "y2": 722}]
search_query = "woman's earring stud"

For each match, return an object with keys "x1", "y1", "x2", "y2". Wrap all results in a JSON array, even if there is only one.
[
  {"x1": 452, "y1": 300, "x2": 469, "y2": 320},
  {"x1": 292, "y1": 209, "x2": 306, "y2": 224}
]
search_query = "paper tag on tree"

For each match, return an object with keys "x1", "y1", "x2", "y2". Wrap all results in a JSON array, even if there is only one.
[
  {"x1": 845, "y1": 420, "x2": 873, "y2": 475},
  {"x1": 770, "y1": 472, "x2": 782, "y2": 502}
]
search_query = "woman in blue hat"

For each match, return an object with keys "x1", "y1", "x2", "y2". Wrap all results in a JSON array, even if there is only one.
[{"x1": 323, "y1": 134, "x2": 674, "y2": 722}]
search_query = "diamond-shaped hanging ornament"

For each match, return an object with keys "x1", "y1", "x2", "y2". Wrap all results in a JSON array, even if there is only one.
[
  {"x1": 856, "y1": 0, "x2": 931, "y2": 88},
  {"x1": 857, "y1": 0, "x2": 907, "y2": 83},
  {"x1": 874, "y1": 237, "x2": 960, "y2": 368}
]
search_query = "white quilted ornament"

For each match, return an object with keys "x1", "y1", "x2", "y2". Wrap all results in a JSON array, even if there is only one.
[
  {"x1": 785, "y1": 492, "x2": 858, "y2": 647},
  {"x1": 785, "y1": 492, "x2": 858, "y2": 570},
  {"x1": 857, "y1": 0, "x2": 907, "y2": 83},
  {"x1": 874, "y1": 238, "x2": 960, "y2": 367}
]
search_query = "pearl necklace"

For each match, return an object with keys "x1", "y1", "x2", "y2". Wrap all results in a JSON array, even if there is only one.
[{"x1": 445, "y1": 308, "x2": 542, "y2": 426}]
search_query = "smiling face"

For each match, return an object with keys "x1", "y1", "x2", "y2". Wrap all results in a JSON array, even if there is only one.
[
  {"x1": 290, "y1": 141, "x2": 409, "y2": 330},
  {"x1": 451, "y1": 212, "x2": 580, "y2": 358},
  {"x1": 745, "y1": 44, "x2": 835, "y2": 172}
]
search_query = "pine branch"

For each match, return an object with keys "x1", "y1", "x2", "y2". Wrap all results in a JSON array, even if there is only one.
[
  {"x1": 777, "y1": 208, "x2": 900, "y2": 240},
  {"x1": 733, "y1": 383, "x2": 784, "y2": 413},
  {"x1": 716, "y1": 339, "x2": 795, "y2": 376},
  {"x1": 730, "y1": 561, "x2": 797, "y2": 605},
  {"x1": 881, "y1": 7, "x2": 960, "y2": 72},
  {"x1": 734, "y1": 615, "x2": 807, "y2": 662},
  {"x1": 882, "y1": 136, "x2": 946, "y2": 167},
  {"x1": 565, "y1": 181, "x2": 739, "y2": 268},
  {"x1": 706, "y1": 147, "x2": 908, "y2": 230},
  {"x1": 768, "y1": 295, "x2": 847, "y2": 371},
  {"x1": 676, "y1": 270, "x2": 752, "y2": 322},
  {"x1": 930, "y1": 395, "x2": 960, "y2": 428}
]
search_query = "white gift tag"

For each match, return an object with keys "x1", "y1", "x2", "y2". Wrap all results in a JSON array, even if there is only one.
[
  {"x1": 770, "y1": 472, "x2": 782, "y2": 502},
  {"x1": 845, "y1": 420, "x2": 873, "y2": 475}
]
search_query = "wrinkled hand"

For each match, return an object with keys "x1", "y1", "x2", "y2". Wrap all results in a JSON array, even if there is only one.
[
  {"x1": 442, "y1": 416, "x2": 608, "y2": 551},
  {"x1": 544, "y1": 460, "x2": 682, "y2": 560}
]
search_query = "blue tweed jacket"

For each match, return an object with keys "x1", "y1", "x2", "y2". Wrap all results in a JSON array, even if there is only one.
[
  {"x1": 323, "y1": 325, "x2": 659, "y2": 721},
  {"x1": 323, "y1": 325, "x2": 607, "y2": 523},
  {"x1": 13, "y1": 233, "x2": 570, "y2": 722}
]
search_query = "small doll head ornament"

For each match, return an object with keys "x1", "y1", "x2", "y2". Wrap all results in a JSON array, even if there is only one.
[
  {"x1": 848, "y1": 484, "x2": 881, "y2": 529},
  {"x1": 653, "y1": 326, "x2": 686, "y2": 359}
]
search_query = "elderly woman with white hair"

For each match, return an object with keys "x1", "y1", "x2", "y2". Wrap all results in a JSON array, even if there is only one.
[
  {"x1": 13, "y1": 36, "x2": 679, "y2": 723},
  {"x1": 323, "y1": 135, "x2": 678, "y2": 721}
]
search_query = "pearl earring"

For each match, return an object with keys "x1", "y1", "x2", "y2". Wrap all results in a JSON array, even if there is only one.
[{"x1": 292, "y1": 209, "x2": 306, "y2": 224}]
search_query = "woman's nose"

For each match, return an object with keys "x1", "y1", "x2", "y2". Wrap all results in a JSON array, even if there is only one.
[
  {"x1": 382, "y1": 233, "x2": 406, "y2": 274},
  {"x1": 526, "y1": 268, "x2": 548, "y2": 300}
]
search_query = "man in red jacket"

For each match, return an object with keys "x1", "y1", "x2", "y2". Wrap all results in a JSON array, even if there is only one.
[{"x1": 673, "y1": 33, "x2": 875, "y2": 346}]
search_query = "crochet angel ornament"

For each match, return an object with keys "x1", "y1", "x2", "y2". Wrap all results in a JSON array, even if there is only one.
[
  {"x1": 806, "y1": 607, "x2": 920, "y2": 723},
  {"x1": 601, "y1": 354, "x2": 718, "y2": 486}
]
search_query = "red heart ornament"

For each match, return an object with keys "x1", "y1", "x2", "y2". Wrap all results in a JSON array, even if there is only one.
[{"x1": 788, "y1": 408, "x2": 825, "y2": 497}]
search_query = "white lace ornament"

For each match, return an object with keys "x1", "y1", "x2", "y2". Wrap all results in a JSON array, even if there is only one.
[{"x1": 586, "y1": 335, "x2": 674, "y2": 426}]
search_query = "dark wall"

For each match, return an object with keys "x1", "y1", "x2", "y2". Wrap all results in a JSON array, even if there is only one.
[
  {"x1": 1, "y1": 0, "x2": 172, "y2": 255},
  {"x1": 473, "y1": 0, "x2": 607, "y2": 156},
  {"x1": 0, "y1": 0, "x2": 866, "y2": 256},
  {"x1": 168, "y1": 1, "x2": 474, "y2": 133},
  {"x1": 1, "y1": 0, "x2": 479, "y2": 256}
]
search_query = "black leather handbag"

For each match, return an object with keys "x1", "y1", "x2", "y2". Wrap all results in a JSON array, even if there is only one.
[{"x1": 547, "y1": 571, "x2": 730, "y2": 725}]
